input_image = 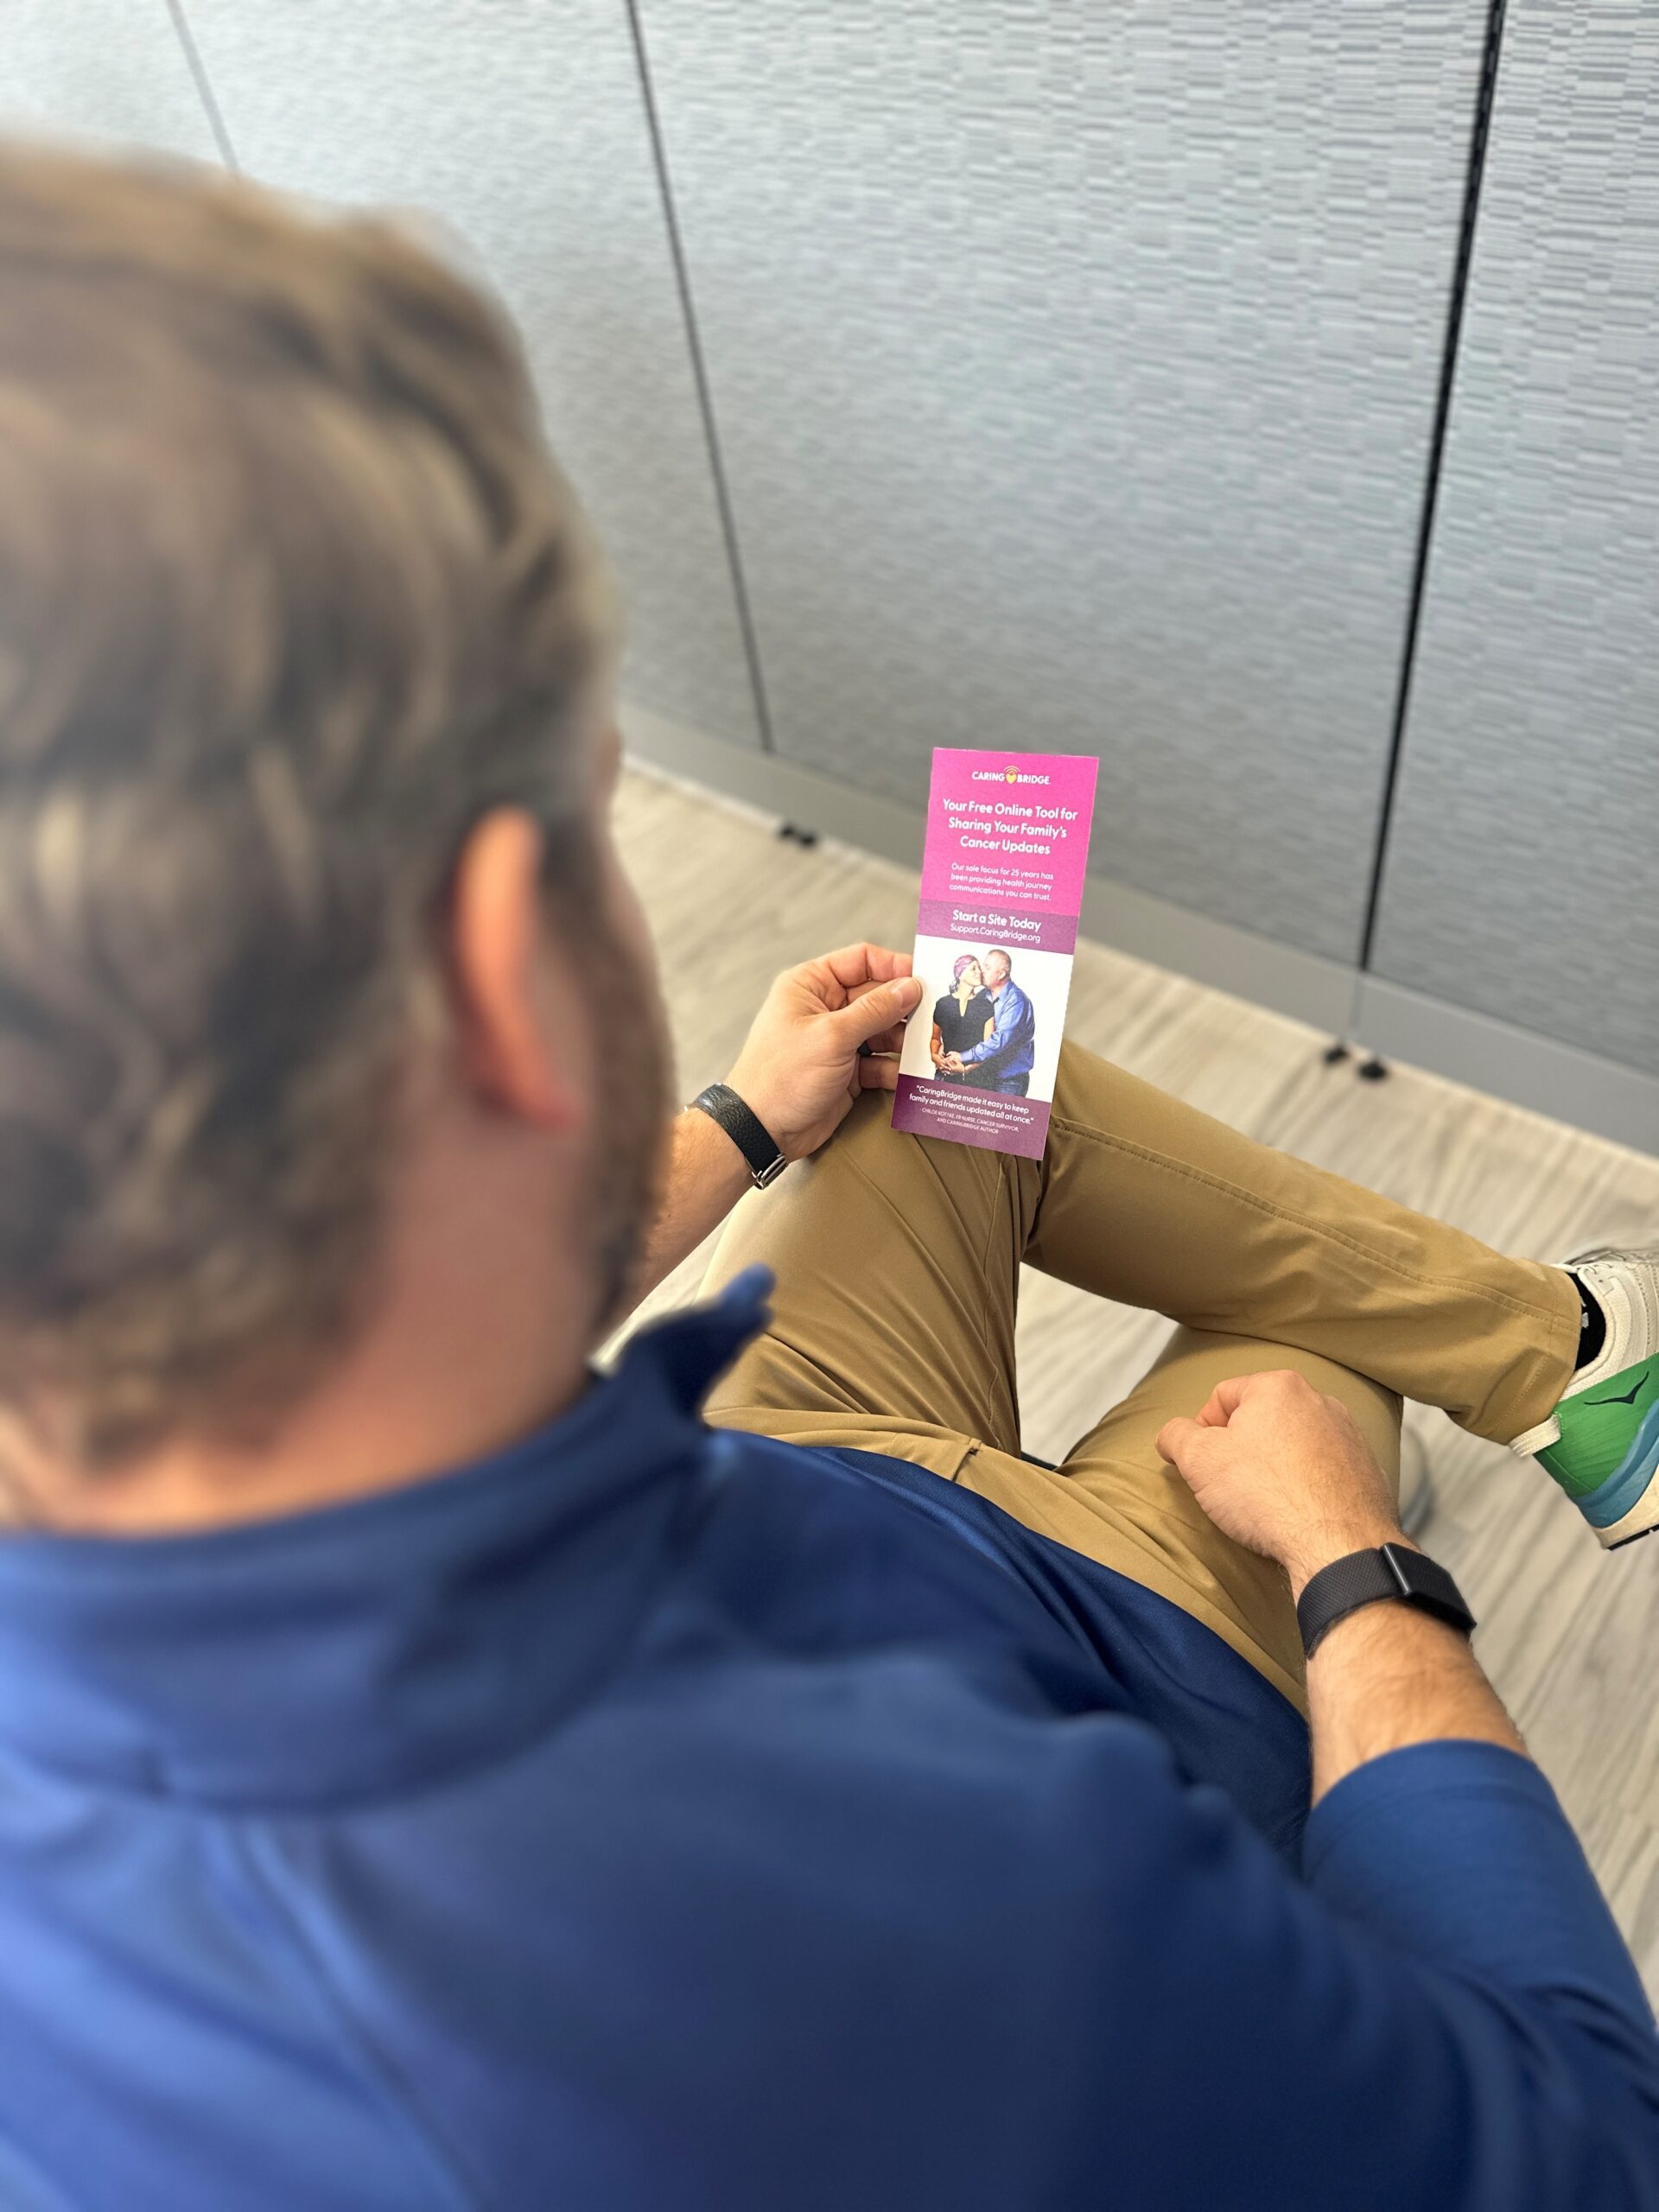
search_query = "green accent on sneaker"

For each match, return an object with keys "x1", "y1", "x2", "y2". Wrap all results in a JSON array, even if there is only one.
[{"x1": 1539, "y1": 1360, "x2": 1659, "y2": 1499}]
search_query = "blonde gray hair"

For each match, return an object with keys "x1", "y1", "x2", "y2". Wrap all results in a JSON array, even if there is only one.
[{"x1": 0, "y1": 144, "x2": 613, "y2": 1461}]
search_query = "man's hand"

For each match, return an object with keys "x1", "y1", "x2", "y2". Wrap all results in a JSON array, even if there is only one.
[
  {"x1": 1160, "y1": 1368, "x2": 1526, "y2": 1802},
  {"x1": 727, "y1": 944, "x2": 923, "y2": 1161},
  {"x1": 1156, "y1": 1370, "x2": 1405, "y2": 1599},
  {"x1": 629, "y1": 945, "x2": 919, "y2": 1313},
  {"x1": 938, "y1": 1052, "x2": 966, "y2": 1075}
]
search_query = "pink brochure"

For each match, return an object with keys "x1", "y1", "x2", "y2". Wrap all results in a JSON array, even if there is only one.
[{"x1": 892, "y1": 748, "x2": 1099, "y2": 1160}]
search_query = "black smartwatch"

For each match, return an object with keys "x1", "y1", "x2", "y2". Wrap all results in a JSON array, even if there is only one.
[
  {"x1": 690, "y1": 1082, "x2": 788, "y2": 1190},
  {"x1": 1295, "y1": 1542, "x2": 1475, "y2": 1659}
]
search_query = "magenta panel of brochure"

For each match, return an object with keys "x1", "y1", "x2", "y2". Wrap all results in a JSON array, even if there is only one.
[{"x1": 892, "y1": 748, "x2": 1099, "y2": 1160}]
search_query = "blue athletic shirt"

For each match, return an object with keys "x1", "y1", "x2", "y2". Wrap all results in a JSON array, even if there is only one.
[{"x1": 0, "y1": 1268, "x2": 1653, "y2": 2209}]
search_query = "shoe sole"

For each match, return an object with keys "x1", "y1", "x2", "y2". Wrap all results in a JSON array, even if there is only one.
[{"x1": 1584, "y1": 1402, "x2": 1659, "y2": 1548}]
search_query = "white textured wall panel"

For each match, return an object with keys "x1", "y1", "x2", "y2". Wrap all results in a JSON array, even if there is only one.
[
  {"x1": 1374, "y1": 3, "x2": 1659, "y2": 1078},
  {"x1": 2, "y1": 0, "x2": 220, "y2": 159},
  {"x1": 186, "y1": 0, "x2": 764, "y2": 750},
  {"x1": 639, "y1": 1, "x2": 1485, "y2": 959}
]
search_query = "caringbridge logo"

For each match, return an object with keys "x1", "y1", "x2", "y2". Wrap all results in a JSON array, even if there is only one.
[{"x1": 972, "y1": 766, "x2": 1051, "y2": 786}]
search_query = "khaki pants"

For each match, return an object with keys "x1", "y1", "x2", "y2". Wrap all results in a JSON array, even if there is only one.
[{"x1": 702, "y1": 1044, "x2": 1580, "y2": 1711}]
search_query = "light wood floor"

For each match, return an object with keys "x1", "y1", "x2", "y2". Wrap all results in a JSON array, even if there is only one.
[{"x1": 614, "y1": 760, "x2": 1659, "y2": 1994}]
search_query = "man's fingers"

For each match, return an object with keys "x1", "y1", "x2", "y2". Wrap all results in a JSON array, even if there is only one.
[
  {"x1": 1192, "y1": 1380, "x2": 1241, "y2": 1428},
  {"x1": 819, "y1": 943, "x2": 914, "y2": 998},
  {"x1": 1184, "y1": 1370, "x2": 1316, "y2": 1438},
  {"x1": 860, "y1": 1020, "x2": 908, "y2": 1058},
  {"x1": 857, "y1": 1053, "x2": 900, "y2": 1092},
  {"x1": 1155, "y1": 1415, "x2": 1207, "y2": 1469},
  {"x1": 1195, "y1": 1372, "x2": 1281, "y2": 1427},
  {"x1": 1175, "y1": 1378, "x2": 1243, "y2": 1435},
  {"x1": 831, "y1": 975, "x2": 923, "y2": 1043}
]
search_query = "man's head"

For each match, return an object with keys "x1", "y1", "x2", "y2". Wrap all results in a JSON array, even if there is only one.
[
  {"x1": 0, "y1": 144, "x2": 670, "y2": 1493},
  {"x1": 984, "y1": 950, "x2": 1013, "y2": 991}
]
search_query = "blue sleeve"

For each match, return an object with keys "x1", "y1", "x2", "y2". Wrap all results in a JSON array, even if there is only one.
[
  {"x1": 957, "y1": 988, "x2": 1018, "y2": 1065},
  {"x1": 1304, "y1": 1741, "x2": 1655, "y2": 2044},
  {"x1": 1020, "y1": 1731, "x2": 1659, "y2": 2209}
]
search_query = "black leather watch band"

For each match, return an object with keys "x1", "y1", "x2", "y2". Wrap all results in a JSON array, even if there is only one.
[
  {"x1": 690, "y1": 1082, "x2": 788, "y2": 1190},
  {"x1": 1295, "y1": 1542, "x2": 1475, "y2": 1659}
]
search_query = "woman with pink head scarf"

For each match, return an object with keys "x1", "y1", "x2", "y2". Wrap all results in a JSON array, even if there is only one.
[{"x1": 929, "y1": 953, "x2": 995, "y2": 1085}]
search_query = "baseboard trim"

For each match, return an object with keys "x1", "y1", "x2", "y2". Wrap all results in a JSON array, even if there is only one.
[
  {"x1": 1352, "y1": 979, "x2": 1657, "y2": 1154},
  {"x1": 620, "y1": 700, "x2": 1659, "y2": 1157}
]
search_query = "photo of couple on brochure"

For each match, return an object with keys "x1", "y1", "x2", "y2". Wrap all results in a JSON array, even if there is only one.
[{"x1": 927, "y1": 948, "x2": 1035, "y2": 1097}]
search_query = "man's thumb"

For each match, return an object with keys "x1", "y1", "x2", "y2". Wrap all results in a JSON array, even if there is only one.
[{"x1": 841, "y1": 975, "x2": 922, "y2": 1039}]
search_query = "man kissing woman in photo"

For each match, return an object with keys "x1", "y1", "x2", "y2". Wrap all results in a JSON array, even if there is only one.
[{"x1": 930, "y1": 949, "x2": 1036, "y2": 1096}]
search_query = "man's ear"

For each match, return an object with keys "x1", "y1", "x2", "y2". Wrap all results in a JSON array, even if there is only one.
[{"x1": 446, "y1": 808, "x2": 583, "y2": 1130}]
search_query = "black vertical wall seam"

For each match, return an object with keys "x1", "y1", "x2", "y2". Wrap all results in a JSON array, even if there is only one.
[
  {"x1": 1354, "y1": 0, "x2": 1509, "y2": 975},
  {"x1": 162, "y1": 0, "x2": 239, "y2": 173},
  {"x1": 623, "y1": 0, "x2": 778, "y2": 753}
]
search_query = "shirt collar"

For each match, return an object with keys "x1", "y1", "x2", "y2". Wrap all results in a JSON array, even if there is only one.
[{"x1": 0, "y1": 1268, "x2": 774, "y2": 1810}]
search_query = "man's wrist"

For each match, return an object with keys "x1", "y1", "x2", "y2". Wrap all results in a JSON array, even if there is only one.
[
  {"x1": 720, "y1": 1058, "x2": 797, "y2": 1159},
  {"x1": 679, "y1": 1101, "x2": 754, "y2": 1192},
  {"x1": 690, "y1": 1082, "x2": 789, "y2": 1187},
  {"x1": 1281, "y1": 1521, "x2": 1412, "y2": 1605}
]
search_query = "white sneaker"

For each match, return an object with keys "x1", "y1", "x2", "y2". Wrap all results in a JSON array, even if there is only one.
[{"x1": 1510, "y1": 1247, "x2": 1659, "y2": 1548}]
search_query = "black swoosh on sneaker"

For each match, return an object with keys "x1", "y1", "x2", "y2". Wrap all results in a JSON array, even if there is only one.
[{"x1": 1587, "y1": 1367, "x2": 1651, "y2": 1408}]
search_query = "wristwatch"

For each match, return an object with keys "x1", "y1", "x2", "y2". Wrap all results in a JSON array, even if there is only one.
[
  {"x1": 690, "y1": 1082, "x2": 789, "y2": 1189},
  {"x1": 1295, "y1": 1541, "x2": 1475, "y2": 1659}
]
